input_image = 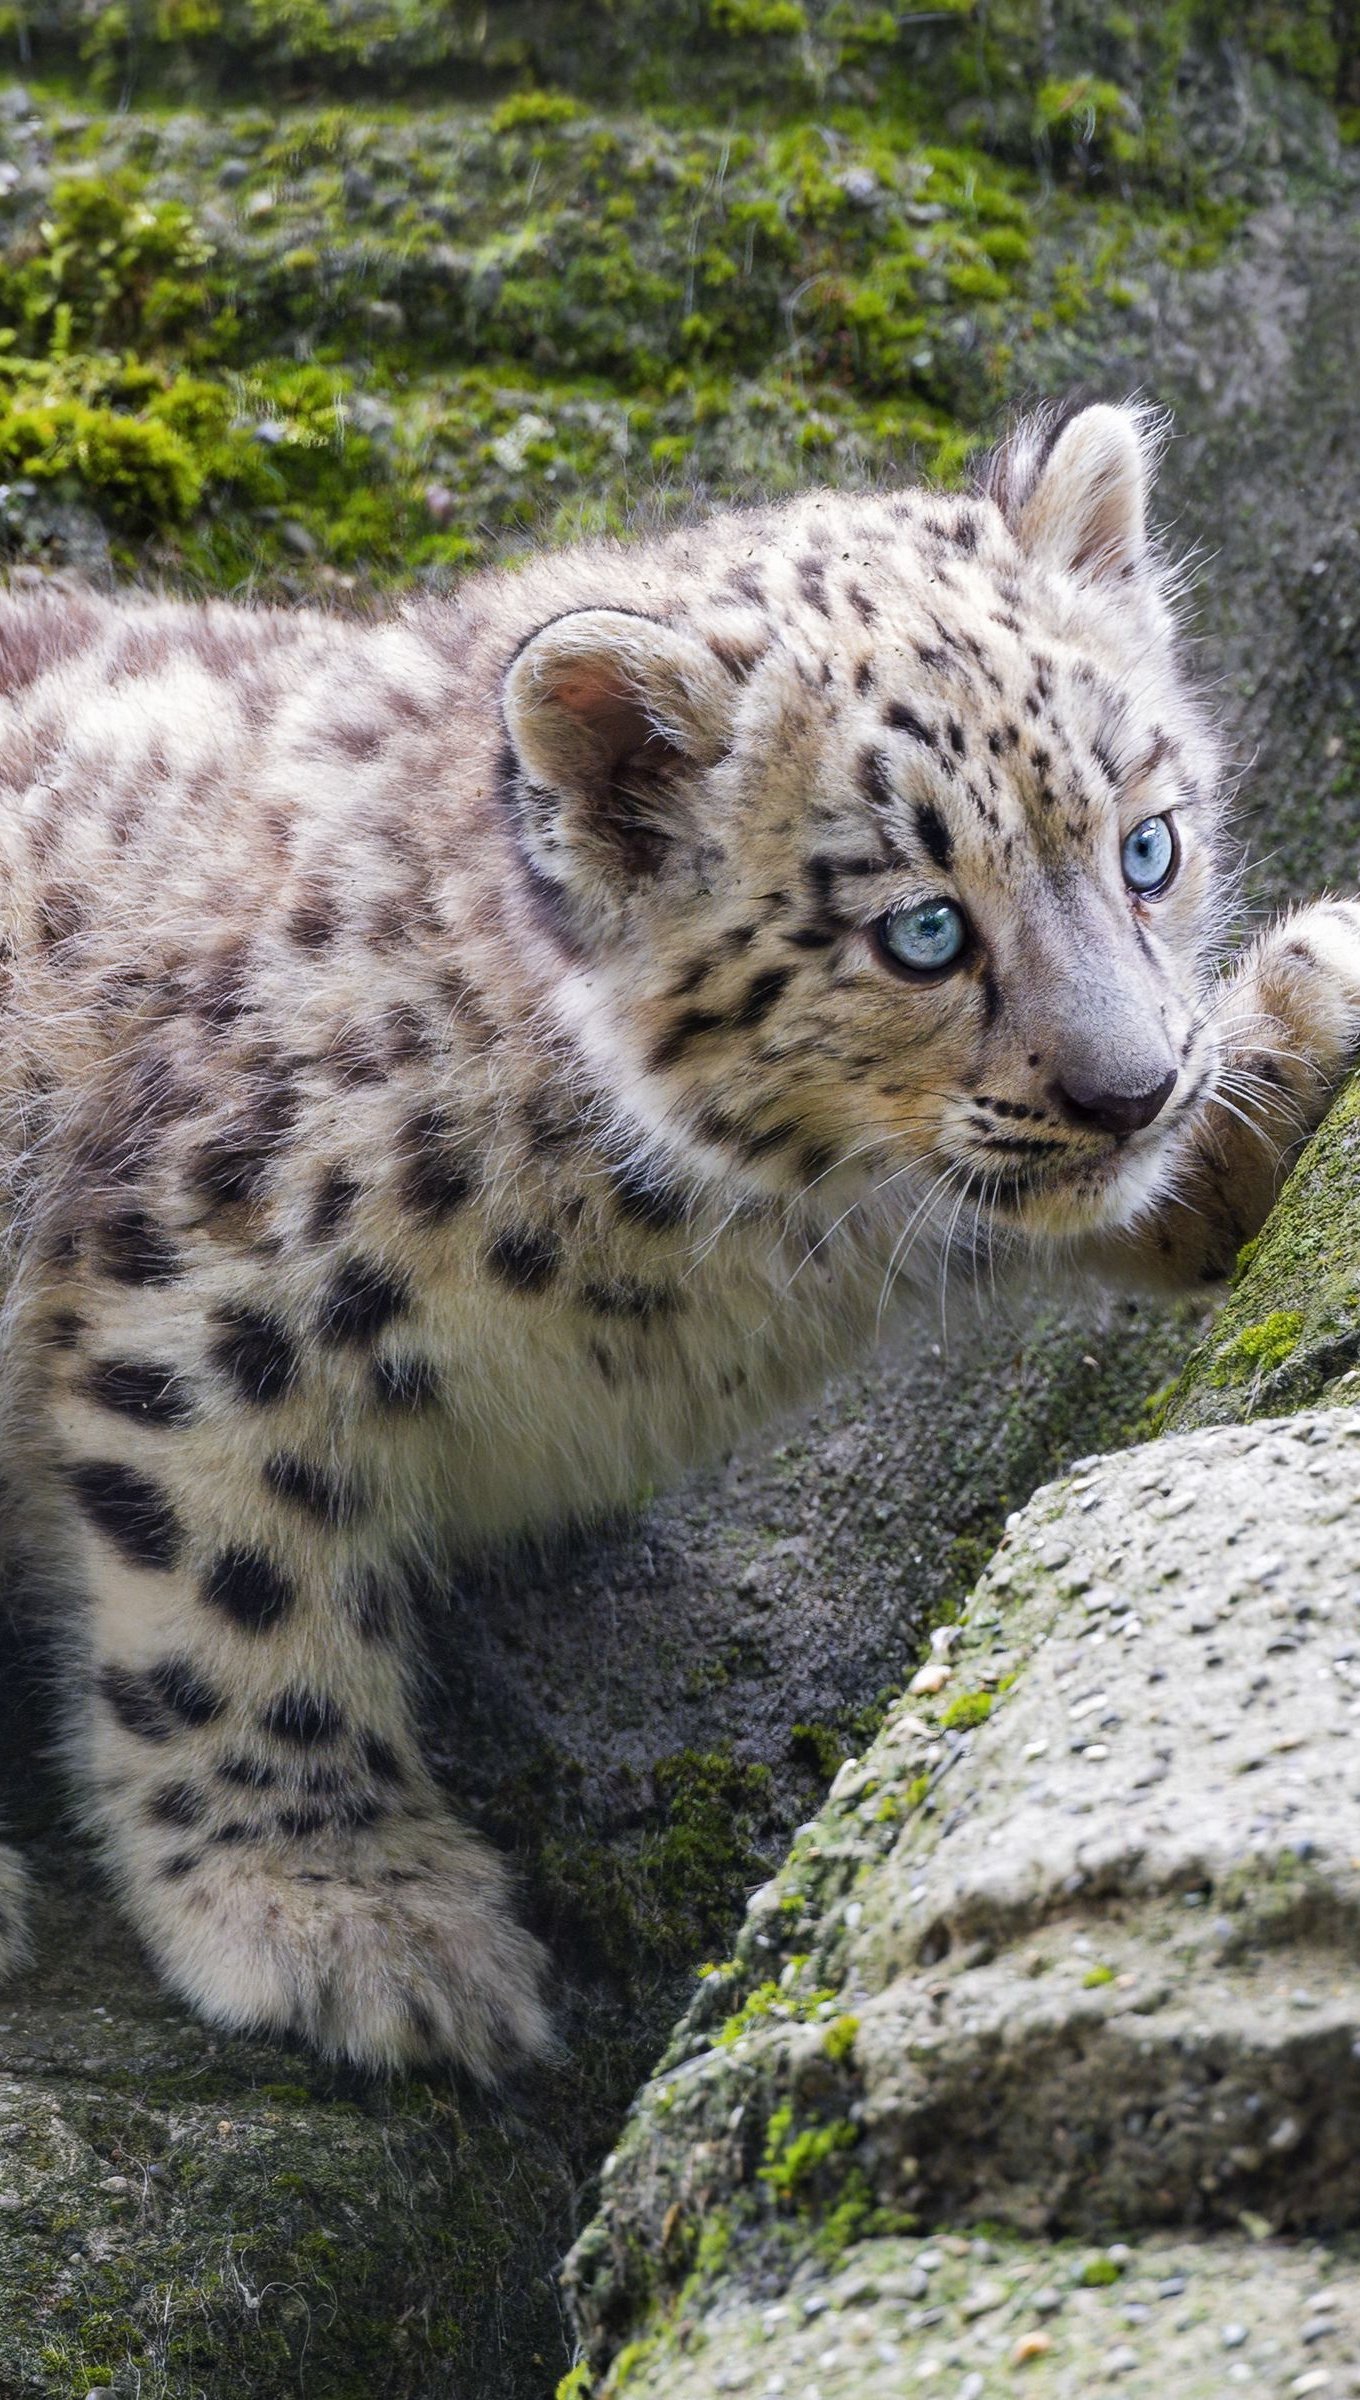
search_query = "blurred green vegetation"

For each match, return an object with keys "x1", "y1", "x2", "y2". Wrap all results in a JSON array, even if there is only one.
[{"x1": 0, "y1": 0, "x2": 1351, "y2": 596}]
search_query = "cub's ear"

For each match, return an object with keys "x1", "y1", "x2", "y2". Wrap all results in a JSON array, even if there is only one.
[
  {"x1": 983, "y1": 400, "x2": 1164, "y2": 585},
  {"x1": 501, "y1": 608, "x2": 736, "y2": 947}
]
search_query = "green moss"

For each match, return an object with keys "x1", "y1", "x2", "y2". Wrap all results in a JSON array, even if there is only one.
[
  {"x1": 940, "y1": 1689, "x2": 994, "y2": 1731},
  {"x1": 556, "y1": 2369, "x2": 596, "y2": 2400},
  {"x1": 1080, "y1": 2255, "x2": 1124, "y2": 2286},
  {"x1": 757, "y1": 2104, "x2": 857, "y2": 2202},
  {"x1": 491, "y1": 89, "x2": 583, "y2": 130},
  {"x1": 821, "y1": 2012, "x2": 859, "y2": 2062},
  {"x1": 709, "y1": 0, "x2": 808, "y2": 30},
  {"x1": 1211, "y1": 1308, "x2": 1305, "y2": 1381},
  {"x1": 1082, "y1": 1963, "x2": 1117, "y2": 1989},
  {"x1": 1165, "y1": 1073, "x2": 1360, "y2": 1432}
]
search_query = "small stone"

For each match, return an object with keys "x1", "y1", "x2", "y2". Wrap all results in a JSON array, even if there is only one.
[
  {"x1": 915, "y1": 2250, "x2": 943, "y2": 2272},
  {"x1": 1011, "y1": 2332, "x2": 1052, "y2": 2366},
  {"x1": 1104, "y1": 2348, "x2": 1139, "y2": 2377},
  {"x1": 1301, "y1": 2319, "x2": 1339, "y2": 2345},
  {"x1": 1155, "y1": 2278, "x2": 1188, "y2": 2301},
  {"x1": 1291, "y1": 2373, "x2": 1333, "y2": 2395},
  {"x1": 910, "y1": 1662, "x2": 952, "y2": 1696},
  {"x1": 899, "y1": 2267, "x2": 929, "y2": 2300},
  {"x1": 837, "y1": 165, "x2": 881, "y2": 206},
  {"x1": 218, "y1": 156, "x2": 251, "y2": 187},
  {"x1": 958, "y1": 2377, "x2": 985, "y2": 2400},
  {"x1": 1031, "y1": 2287, "x2": 1065, "y2": 2316},
  {"x1": 960, "y1": 2279, "x2": 1006, "y2": 2320},
  {"x1": 1221, "y1": 2323, "x2": 1248, "y2": 2349}
]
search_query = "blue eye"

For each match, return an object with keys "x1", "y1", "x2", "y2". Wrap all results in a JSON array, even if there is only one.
[
  {"x1": 878, "y1": 897, "x2": 969, "y2": 975},
  {"x1": 1121, "y1": 814, "x2": 1177, "y2": 894}
]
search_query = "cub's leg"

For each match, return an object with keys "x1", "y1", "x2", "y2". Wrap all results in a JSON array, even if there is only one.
[
  {"x1": 1096, "y1": 898, "x2": 1360, "y2": 1287},
  {"x1": 37, "y1": 1276, "x2": 549, "y2": 2077}
]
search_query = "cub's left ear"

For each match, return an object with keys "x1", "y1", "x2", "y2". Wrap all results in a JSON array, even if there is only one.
[
  {"x1": 990, "y1": 400, "x2": 1163, "y2": 585},
  {"x1": 502, "y1": 607, "x2": 732, "y2": 871},
  {"x1": 501, "y1": 609, "x2": 736, "y2": 945}
]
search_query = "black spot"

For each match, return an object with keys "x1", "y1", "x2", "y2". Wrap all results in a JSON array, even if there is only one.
[
  {"x1": 370, "y1": 1354, "x2": 440, "y2": 1411},
  {"x1": 485, "y1": 1226, "x2": 560, "y2": 1293},
  {"x1": 796, "y1": 557, "x2": 831, "y2": 616},
  {"x1": 93, "y1": 1209, "x2": 181, "y2": 1287},
  {"x1": 286, "y1": 891, "x2": 339, "y2": 948},
  {"x1": 798, "y1": 1140, "x2": 837, "y2": 1183},
  {"x1": 885, "y1": 700, "x2": 936, "y2": 748},
  {"x1": 733, "y1": 967, "x2": 791, "y2": 1029},
  {"x1": 319, "y1": 1255, "x2": 411, "y2": 1344},
  {"x1": 854, "y1": 656, "x2": 875, "y2": 695},
  {"x1": 648, "y1": 1007, "x2": 726, "y2": 1072},
  {"x1": 308, "y1": 1166, "x2": 359, "y2": 1241},
  {"x1": 398, "y1": 1108, "x2": 475, "y2": 1223},
  {"x1": 203, "y1": 1546, "x2": 298, "y2": 1633},
  {"x1": 1091, "y1": 734, "x2": 1121, "y2": 785},
  {"x1": 783, "y1": 924, "x2": 837, "y2": 951},
  {"x1": 188, "y1": 1134, "x2": 269, "y2": 1213},
  {"x1": 147, "y1": 1780, "x2": 206, "y2": 1829},
  {"x1": 98, "y1": 1665, "x2": 176, "y2": 1743},
  {"x1": 153, "y1": 1657, "x2": 226, "y2": 1726},
  {"x1": 83, "y1": 1358, "x2": 196, "y2": 1428},
  {"x1": 707, "y1": 632, "x2": 766, "y2": 680},
  {"x1": 211, "y1": 1821, "x2": 256, "y2": 1845},
  {"x1": 725, "y1": 564, "x2": 766, "y2": 604},
  {"x1": 265, "y1": 1453, "x2": 357, "y2": 1526},
  {"x1": 261, "y1": 1689, "x2": 345, "y2": 1746},
  {"x1": 610, "y1": 1163, "x2": 689, "y2": 1234},
  {"x1": 46, "y1": 1309, "x2": 87, "y2": 1351},
  {"x1": 70, "y1": 1461, "x2": 182, "y2": 1570},
  {"x1": 352, "y1": 1570, "x2": 399, "y2": 1642},
  {"x1": 98, "y1": 1657, "x2": 224, "y2": 1741},
  {"x1": 980, "y1": 967, "x2": 1003, "y2": 1027},
  {"x1": 846, "y1": 582, "x2": 877, "y2": 626},
  {"x1": 947, "y1": 719, "x2": 966, "y2": 758},
  {"x1": 914, "y1": 802, "x2": 954, "y2": 872},
  {"x1": 159, "y1": 1851, "x2": 202, "y2": 1880},
  {"x1": 362, "y1": 1732, "x2": 403, "y2": 1782},
  {"x1": 805, "y1": 851, "x2": 887, "y2": 891},
  {"x1": 218, "y1": 1756, "x2": 276, "y2": 1789},
  {"x1": 859, "y1": 750, "x2": 894, "y2": 813},
  {"x1": 209, "y1": 1303, "x2": 299, "y2": 1405},
  {"x1": 581, "y1": 1277, "x2": 679, "y2": 1321},
  {"x1": 277, "y1": 1806, "x2": 335, "y2": 1838}
]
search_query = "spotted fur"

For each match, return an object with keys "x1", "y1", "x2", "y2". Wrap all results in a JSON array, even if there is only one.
[{"x1": 0, "y1": 402, "x2": 1356, "y2": 2074}]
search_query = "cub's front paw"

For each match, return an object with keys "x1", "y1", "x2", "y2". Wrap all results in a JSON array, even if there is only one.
[
  {"x1": 131, "y1": 1812, "x2": 551, "y2": 2077},
  {"x1": 1249, "y1": 898, "x2": 1360, "y2": 1104},
  {"x1": 0, "y1": 1845, "x2": 30, "y2": 1977}
]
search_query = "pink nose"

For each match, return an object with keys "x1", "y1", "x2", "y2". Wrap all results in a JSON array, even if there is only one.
[{"x1": 1049, "y1": 1068, "x2": 1177, "y2": 1138}]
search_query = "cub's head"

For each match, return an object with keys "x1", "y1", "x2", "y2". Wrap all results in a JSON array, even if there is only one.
[{"x1": 500, "y1": 400, "x2": 1225, "y2": 1255}]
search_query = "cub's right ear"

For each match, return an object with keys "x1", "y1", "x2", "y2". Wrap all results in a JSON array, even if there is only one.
[{"x1": 501, "y1": 608, "x2": 733, "y2": 946}]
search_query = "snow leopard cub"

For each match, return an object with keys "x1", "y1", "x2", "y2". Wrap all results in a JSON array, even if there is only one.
[{"x1": 0, "y1": 399, "x2": 1356, "y2": 2077}]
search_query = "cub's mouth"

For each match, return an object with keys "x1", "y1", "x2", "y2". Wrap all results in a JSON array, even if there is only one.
[{"x1": 951, "y1": 1121, "x2": 1181, "y2": 1236}]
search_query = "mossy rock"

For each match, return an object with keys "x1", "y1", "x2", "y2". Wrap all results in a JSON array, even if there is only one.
[{"x1": 1160, "y1": 1070, "x2": 1360, "y2": 1431}]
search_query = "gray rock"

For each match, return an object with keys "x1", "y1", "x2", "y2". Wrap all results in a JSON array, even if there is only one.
[{"x1": 567, "y1": 1408, "x2": 1360, "y2": 2391}]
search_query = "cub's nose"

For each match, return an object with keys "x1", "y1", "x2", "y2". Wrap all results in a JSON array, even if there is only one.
[{"x1": 1050, "y1": 1066, "x2": 1177, "y2": 1138}]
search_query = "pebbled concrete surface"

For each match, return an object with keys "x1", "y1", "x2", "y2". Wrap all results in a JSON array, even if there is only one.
[{"x1": 569, "y1": 1408, "x2": 1360, "y2": 2391}]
